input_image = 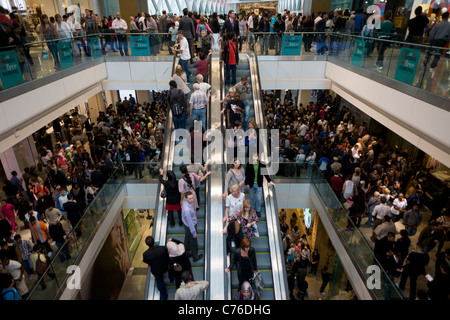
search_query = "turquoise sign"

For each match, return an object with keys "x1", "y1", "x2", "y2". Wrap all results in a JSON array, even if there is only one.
[
  {"x1": 281, "y1": 35, "x2": 302, "y2": 56},
  {"x1": 90, "y1": 37, "x2": 102, "y2": 59},
  {"x1": 0, "y1": 50, "x2": 24, "y2": 89},
  {"x1": 57, "y1": 42, "x2": 74, "y2": 70},
  {"x1": 351, "y1": 39, "x2": 366, "y2": 67},
  {"x1": 395, "y1": 47, "x2": 421, "y2": 85},
  {"x1": 130, "y1": 36, "x2": 150, "y2": 56}
]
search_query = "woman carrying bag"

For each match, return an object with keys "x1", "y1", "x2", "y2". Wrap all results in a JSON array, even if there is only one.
[
  {"x1": 225, "y1": 237, "x2": 258, "y2": 289},
  {"x1": 159, "y1": 168, "x2": 182, "y2": 228},
  {"x1": 166, "y1": 238, "x2": 192, "y2": 289}
]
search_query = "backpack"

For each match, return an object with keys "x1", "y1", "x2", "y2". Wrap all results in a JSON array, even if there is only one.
[{"x1": 169, "y1": 90, "x2": 184, "y2": 116}]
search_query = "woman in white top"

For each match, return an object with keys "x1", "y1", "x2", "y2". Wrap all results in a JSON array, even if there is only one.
[
  {"x1": 391, "y1": 193, "x2": 407, "y2": 222},
  {"x1": 342, "y1": 175, "x2": 355, "y2": 200},
  {"x1": 222, "y1": 158, "x2": 246, "y2": 199},
  {"x1": 222, "y1": 184, "x2": 245, "y2": 233},
  {"x1": 84, "y1": 180, "x2": 97, "y2": 203},
  {"x1": 171, "y1": 65, "x2": 191, "y2": 95},
  {"x1": 54, "y1": 14, "x2": 72, "y2": 40}
]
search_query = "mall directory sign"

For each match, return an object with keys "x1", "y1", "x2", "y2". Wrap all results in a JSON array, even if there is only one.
[
  {"x1": 395, "y1": 47, "x2": 421, "y2": 85},
  {"x1": 0, "y1": 50, "x2": 24, "y2": 89},
  {"x1": 57, "y1": 42, "x2": 74, "y2": 70},
  {"x1": 130, "y1": 35, "x2": 151, "y2": 56},
  {"x1": 351, "y1": 39, "x2": 366, "y2": 67},
  {"x1": 282, "y1": 35, "x2": 302, "y2": 56}
]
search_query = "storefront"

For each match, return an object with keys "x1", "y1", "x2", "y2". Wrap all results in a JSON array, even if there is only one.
[{"x1": 237, "y1": 1, "x2": 279, "y2": 16}]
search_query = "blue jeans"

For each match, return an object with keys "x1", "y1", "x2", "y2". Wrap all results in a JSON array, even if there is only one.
[
  {"x1": 260, "y1": 35, "x2": 269, "y2": 54},
  {"x1": 192, "y1": 108, "x2": 206, "y2": 129},
  {"x1": 173, "y1": 111, "x2": 186, "y2": 130},
  {"x1": 154, "y1": 273, "x2": 168, "y2": 300},
  {"x1": 22, "y1": 257, "x2": 34, "y2": 275},
  {"x1": 116, "y1": 34, "x2": 129, "y2": 56},
  {"x1": 249, "y1": 183, "x2": 262, "y2": 213},
  {"x1": 225, "y1": 64, "x2": 236, "y2": 85},
  {"x1": 406, "y1": 226, "x2": 417, "y2": 237},
  {"x1": 179, "y1": 59, "x2": 191, "y2": 80},
  {"x1": 366, "y1": 211, "x2": 373, "y2": 227},
  {"x1": 243, "y1": 101, "x2": 250, "y2": 130},
  {"x1": 306, "y1": 163, "x2": 314, "y2": 178},
  {"x1": 56, "y1": 241, "x2": 71, "y2": 262}
]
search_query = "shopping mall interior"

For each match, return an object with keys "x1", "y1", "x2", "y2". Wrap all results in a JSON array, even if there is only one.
[{"x1": 0, "y1": 0, "x2": 449, "y2": 303}]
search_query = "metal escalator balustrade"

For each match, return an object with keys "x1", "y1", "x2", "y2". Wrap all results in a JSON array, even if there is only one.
[
  {"x1": 220, "y1": 48, "x2": 288, "y2": 299},
  {"x1": 146, "y1": 56, "x2": 211, "y2": 300}
]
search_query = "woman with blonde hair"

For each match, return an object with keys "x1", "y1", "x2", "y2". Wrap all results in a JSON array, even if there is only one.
[
  {"x1": 171, "y1": 64, "x2": 191, "y2": 96},
  {"x1": 223, "y1": 158, "x2": 246, "y2": 199},
  {"x1": 223, "y1": 184, "x2": 245, "y2": 232},
  {"x1": 228, "y1": 199, "x2": 259, "y2": 240}
]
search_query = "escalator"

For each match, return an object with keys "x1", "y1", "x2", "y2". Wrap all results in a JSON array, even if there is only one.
[
  {"x1": 145, "y1": 57, "x2": 209, "y2": 300},
  {"x1": 222, "y1": 54, "x2": 288, "y2": 300}
]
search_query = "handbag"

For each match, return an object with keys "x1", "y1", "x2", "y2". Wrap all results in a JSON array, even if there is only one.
[
  {"x1": 35, "y1": 254, "x2": 48, "y2": 276},
  {"x1": 251, "y1": 270, "x2": 264, "y2": 295},
  {"x1": 160, "y1": 187, "x2": 167, "y2": 198},
  {"x1": 169, "y1": 261, "x2": 182, "y2": 272}
]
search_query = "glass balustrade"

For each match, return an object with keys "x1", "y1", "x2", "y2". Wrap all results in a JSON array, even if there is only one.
[
  {"x1": 246, "y1": 31, "x2": 449, "y2": 98},
  {"x1": 25, "y1": 161, "x2": 160, "y2": 300},
  {"x1": 0, "y1": 33, "x2": 174, "y2": 90}
]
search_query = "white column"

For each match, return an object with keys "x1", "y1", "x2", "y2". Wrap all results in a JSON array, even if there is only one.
[{"x1": 0, "y1": 147, "x2": 25, "y2": 189}]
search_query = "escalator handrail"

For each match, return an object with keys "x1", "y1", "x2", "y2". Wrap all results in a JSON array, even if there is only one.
[
  {"x1": 144, "y1": 53, "x2": 177, "y2": 300},
  {"x1": 247, "y1": 51, "x2": 290, "y2": 300}
]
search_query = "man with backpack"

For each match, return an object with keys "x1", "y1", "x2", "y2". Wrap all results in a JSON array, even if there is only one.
[{"x1": 168, "y1": 80, "x2": 187, "y2": 130}]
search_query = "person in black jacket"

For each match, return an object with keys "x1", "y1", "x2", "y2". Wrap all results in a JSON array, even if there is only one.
[
  {"x1": 225, "y1": 238, "x2": 258, "y2": 289},
  {"x1": 49, "y1": 222, "x2": 71, "y2": 263},
  {"x1": 159, "y1": 168, "x2": 182, "y2": 227},
  {"x1": 166, "y1": 237, "x2": 192, "y2": 289},
  {"x1": 220, "y1": 10, "x2": 240, "y2": 39},
  {"x1": 178, "y1": 8, "x2": 195, "y2": 63},
  {"x1": 244, "y1": 153, "x2": 276, "y2": 217},
  {"x1": 273, "y1": 14, "x2": 285, "y2": 55},
  {"x1": 143, "y1": 236, "x2": 169, "y2": 300},
  {"x1": 63, "y1": 194, "x2": 82, "y2": 237}
]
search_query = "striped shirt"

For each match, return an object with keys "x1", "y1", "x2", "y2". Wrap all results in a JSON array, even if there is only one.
[
  {"x1": 189, "y1": 90, "x2": 208, "y2": 109},
  {"x1": 14, "y1": 239, "x2": 33, "y2": 260}
]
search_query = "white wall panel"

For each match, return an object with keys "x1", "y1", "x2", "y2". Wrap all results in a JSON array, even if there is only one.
[{"x1": 326, "y1": 62, "x2": 450, "y2": 162}]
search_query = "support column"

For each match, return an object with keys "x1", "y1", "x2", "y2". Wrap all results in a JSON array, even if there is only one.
[
  {"x1": 136, "y1": 90, "x2": 151, "y2": 105},
  {"x1": 298, "y1": 89, "x2": 312, "y2": 109},
  {"x1": 87, "y1": 92, "x2": 105, "y2": 123}
]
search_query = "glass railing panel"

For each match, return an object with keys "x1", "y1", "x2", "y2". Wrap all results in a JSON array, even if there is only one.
[
  {"x1": 308, "y1": 163, "x2": 403, "y2": 300},
  {"x1": 25, "y1": 168, "x2": 125, "y2": 300},
  {"x1": 121, "y1": 161, "x2": 161, "y2": 181}
]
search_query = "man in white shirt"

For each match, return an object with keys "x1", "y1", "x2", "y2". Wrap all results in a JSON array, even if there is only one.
[
  {"x1": 112, "y1": 12, "x2": 129, "y2": 56},
  {"x1": 195, "y1": 74, "x2": 211, "y2": 98},
  {"x1": 171, "y1": 30, "x2": 192, "y2": 81},
  {"x1": 391, "y1": 193, "x2": 407, "y2": 222},
  {"x1": 314, "y1": 12, "x2": 323, "y2": 27},
  {"x1": 44, "y1": 204, "x2": 62, "y2": 225},
  {"x1": 372, "y1": 197, "x2": 392, "y2": 230}
]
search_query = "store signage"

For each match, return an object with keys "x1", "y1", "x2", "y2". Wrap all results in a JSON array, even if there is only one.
[
  {"x1": 395, "y1": 47, "x2": 421, "y2": 85},
  {"x1": 90, "y1": 36, "x2": 102, "y2": 59},
  {"x1": 351, "y1": 39, "x2": 366, "y2": 67},
  {"x1": 130, "y1": 35, "x2": 151, "y2": 56},
  {"x1": 0, "y1": 50, "x2": 24, "y2": 89},
  {"x1": 57, "y1": 41, "x2": 74, "y2": 70},
  {"x1": 281, "y1": 35, "x2": 302, "y2": 56},
  {"x1": 304, "y1": 208, "x2": 312, "y2": 229}
]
